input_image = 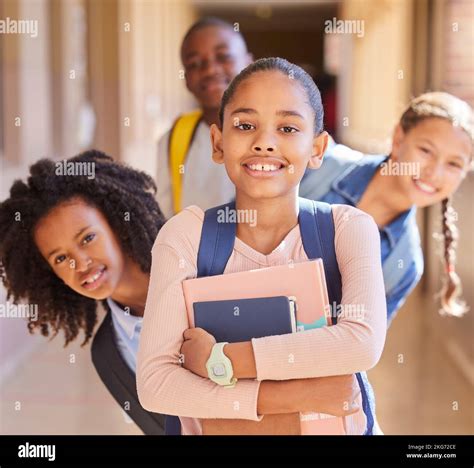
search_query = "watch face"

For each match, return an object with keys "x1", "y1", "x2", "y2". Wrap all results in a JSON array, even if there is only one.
[{"x1": 212, "y1": 363, "x2": 226, "y2": 377}]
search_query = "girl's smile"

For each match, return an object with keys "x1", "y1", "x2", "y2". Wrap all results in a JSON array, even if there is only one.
[
  {"x1": 80, "y1": 265, "x2": 108, "y2": 291},
  {"x1": 241, "y1": 156, "x2": 289, "y2": 178},
  {"x1": 411, "y1": 177, "x2": 440, "y2": 196}
]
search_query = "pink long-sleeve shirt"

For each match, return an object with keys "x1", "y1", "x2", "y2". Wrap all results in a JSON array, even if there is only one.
[{"x1": 137, "y1": 204, "x2": 387, "y2": 435}]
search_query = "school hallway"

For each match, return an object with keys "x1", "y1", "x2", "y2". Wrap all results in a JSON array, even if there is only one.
[{"x1": 1, "y1": 0, "x2": 472, "y2": 436}]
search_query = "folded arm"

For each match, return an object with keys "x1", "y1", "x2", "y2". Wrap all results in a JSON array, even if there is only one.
[
  {"x1": 183, "y1": 211, "x2": 387, "y2": 382},
  {"x1": 136, "y1": 237, "x2": 262, "y2": 420}
]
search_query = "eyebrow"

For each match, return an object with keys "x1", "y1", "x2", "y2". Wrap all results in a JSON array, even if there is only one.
[
  {"x1": 231, "y1": 108, "x2": 305, "y2": 119},
  {"x1": 183, "y1": 43, "x2": 230, "y2": 61},
  {"x1": 276, "y1": 110, "x2": 305, "y2": 119},
  {"x1": 418, "y1": 138, "x2": 437, "y2": 148},
  {"x1": 47, "y1": 225, "x2": 91, "y2": 259}
]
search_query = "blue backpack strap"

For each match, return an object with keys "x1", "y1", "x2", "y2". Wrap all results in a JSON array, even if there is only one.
[
  {"x1": 298, "y1": 198, "x2": 342, "y2": 324},
  {"x1": 197, "y1": 201, "x2": 237, "y2": 277},
  {"x1": 298, "y1": 198, "x2": 374, "y2": 435},
  {"x1": 355, "y1": 372, "x2": 376, "y2": 435},
  {"x1": 164, "y1": 415, "x2": 181, "y2": 435}
]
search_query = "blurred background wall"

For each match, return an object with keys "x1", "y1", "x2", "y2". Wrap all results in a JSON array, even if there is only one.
[{"x1": 0, "y1": 0, "x2": 472, "y2": 434}]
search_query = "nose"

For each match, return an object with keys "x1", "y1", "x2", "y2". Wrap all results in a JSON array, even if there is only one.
[
  {"x1": 252, "y1": 130, "x2": 277, "y2": 153},
  {"x1": 74, "y1": 254, "x2": 92, "y2": 273},
  {"x1": 200, "y1": 57, "x2": 220, "y2": 76},
  {"x1": 253, "y1": 144, "x2": 276, "y2": 153},
  {"x1": 423, "y1": 160, "x2": 444, "y2": 185}
]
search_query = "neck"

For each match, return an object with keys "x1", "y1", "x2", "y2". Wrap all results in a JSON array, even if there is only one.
[
  {"x1": 359, "y1": 160, "x2": 413, "y2": 226},
  {"x1": 110, "y1": 261, "x2": 150, "y2": 317},
  {"x1": 235, "y1": 190, "x2": 299, "y2": 255},
  {"x1": 201, "y1": 107, "x2": 219, "y2": 127}
]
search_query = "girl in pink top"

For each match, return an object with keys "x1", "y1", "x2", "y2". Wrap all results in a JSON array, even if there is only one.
[{"x1": 137, "y1": 58, "x2": 387, "y2": 435}]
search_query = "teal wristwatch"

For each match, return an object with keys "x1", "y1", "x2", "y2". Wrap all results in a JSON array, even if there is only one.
[{"x1": 206, "y1": 342, "x2": 237, "y2": 388}]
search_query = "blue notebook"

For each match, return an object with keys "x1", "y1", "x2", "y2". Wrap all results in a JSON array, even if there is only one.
[{"x1": 193, "y1": 296, "x2": 297, "y2": 343}]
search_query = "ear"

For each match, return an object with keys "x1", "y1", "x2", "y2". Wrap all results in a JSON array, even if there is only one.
[
  {"x1": 210, "y1": 124, "x2": 225, "y2": 164},
  {"x1": 391, "y1": 124, "x2": 405, "y2": 160},
  {"x1": 307, "y1": 131, "x2": 329, "y2": 170}
]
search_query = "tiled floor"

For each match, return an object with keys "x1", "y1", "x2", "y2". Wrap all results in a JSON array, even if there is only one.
[
  {"x1": 1, "y1": 288, "x2": 472, "y2": 435},
  {"x1": 0, "y1": 312, "x2": 141, "y2": 435},
  {"x1": 369, "y1": 286, "x2": 473, "y2": 435}
]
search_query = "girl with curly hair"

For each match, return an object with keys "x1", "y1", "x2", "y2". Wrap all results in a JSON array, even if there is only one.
[{"x1": 0, "y1": 150, "x2": 166, "y2": 434}]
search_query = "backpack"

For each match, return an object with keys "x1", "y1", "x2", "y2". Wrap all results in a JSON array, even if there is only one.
[
  {"x1": 168, "y1": 110, "x2": 203, "y2": 213},
  {"x1": 165, "y1": 197, "x2": 376, "y2": 435}
]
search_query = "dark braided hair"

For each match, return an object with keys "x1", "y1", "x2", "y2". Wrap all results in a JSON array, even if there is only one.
[
  {"x1": 400, "y1": 92, "x2": 473, "y2": 316},
  {"x1": 0, "y1": 150, "x2": 166, "y2": 345},
  {"x1": 219, "y1": 57, "x2": 324, "y2": 134}
]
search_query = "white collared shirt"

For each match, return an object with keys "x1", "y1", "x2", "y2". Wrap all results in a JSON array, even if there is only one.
[
  {"x1": 107, "y1": 298, "x2": 143, "y2": 373},
  {"x1": 156, "y1": 121, "x2": 235, "y2": 219}
]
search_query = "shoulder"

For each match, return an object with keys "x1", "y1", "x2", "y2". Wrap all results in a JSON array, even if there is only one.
[
  {"x1": 152, "y1": 205, "x2": 204, "y2": 256},
  {"x1": 328, "y1": 205, "x2": 384, "y2": 287},
  {"x1": 157, "y1": 129, "x2": 171, "y2": 154},
  {"x1": 158, "y1": 114, "x2": 202, "y2": 149},
  {"x1": 331, "y1": 203, "x2": 378, "y2": 234},
  {"x1": 319, "y1": 142, "x2": 365, "y2": 176},
  {"x1": 323, "y1": 144, "x2": 388, "y2": 177},
  {"x1": 330, "y1": 204, "x2": 381, "y2": 259},
  {"x1": 158, "y1": 128, "x2": 172, "y2": 143},
  {"x1": 300, "y1": 143, "x2": 365, "y2": 199},
  {"x1": 325, "y1": 142, "x2": 365, "y2": 165}
]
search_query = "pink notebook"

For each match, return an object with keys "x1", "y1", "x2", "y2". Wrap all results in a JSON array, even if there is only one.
[{"x1": 182, "y1": 259, "x2": 348, "y2": 435}]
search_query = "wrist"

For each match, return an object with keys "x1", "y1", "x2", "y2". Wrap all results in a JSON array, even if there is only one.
[
  {"x1": 206, "y1": 342, "x2": 237, "y2": 388},
  {"x1": 223, "y1": 342, "x2": 257, "y2": 379},
  {"x1": 258, "y1": 380, "x2": 296, "y2": 415}
]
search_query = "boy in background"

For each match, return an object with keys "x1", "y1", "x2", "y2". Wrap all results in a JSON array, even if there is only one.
[{"x1": 156, "y1": 17, "x2": 253, "y2": 218}]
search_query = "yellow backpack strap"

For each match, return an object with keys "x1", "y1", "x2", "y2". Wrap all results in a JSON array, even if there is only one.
[{"x1": 168, "y1": 110, "x2": 203, "y2": 214}]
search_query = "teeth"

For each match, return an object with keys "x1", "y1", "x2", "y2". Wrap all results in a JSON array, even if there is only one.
[
  {"x1": 248, "y1": 163, "x2": 280, "y2": 171},
  {"x1": 85, "y1": 270, "x2": 103, "y2": 284},
  {"x1": 415, "y1": 179, "x2": 436, "y2": 193}
]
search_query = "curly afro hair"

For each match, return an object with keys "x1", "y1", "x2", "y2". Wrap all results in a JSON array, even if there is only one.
[{"x1": 0, "y1": 150, "x2": 166, "y2": 346}]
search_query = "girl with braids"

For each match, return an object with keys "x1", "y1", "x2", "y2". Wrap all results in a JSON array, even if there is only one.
[
  {"x1": 0, "y1": 150, "x2": 167, "y2": 434},
  {"x1": 300, "y1": 92, "x2": 473, "y2": 324}
]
